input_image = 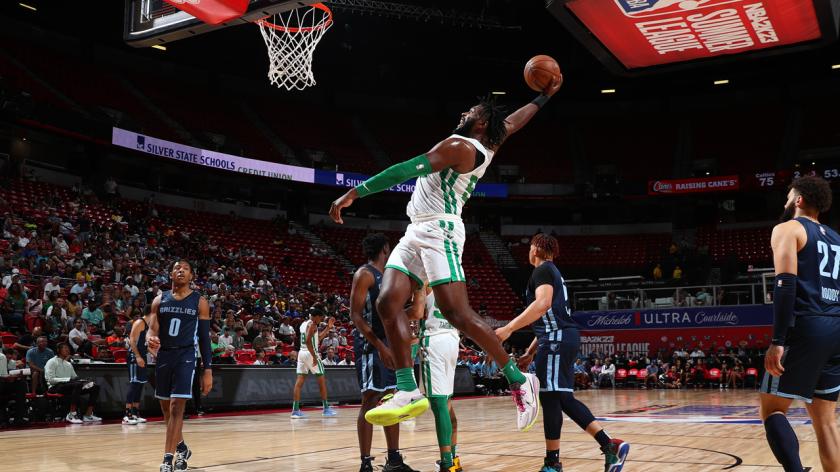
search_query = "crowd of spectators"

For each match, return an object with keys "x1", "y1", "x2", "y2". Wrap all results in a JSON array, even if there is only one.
[{"x1": 0, "y1": 179, "x2": 360, "y2": 425}]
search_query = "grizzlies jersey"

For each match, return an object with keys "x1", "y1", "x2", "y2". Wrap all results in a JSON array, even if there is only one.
[
  {"x1": 356, "y1": 264, "x2": 385, "y2": 352},
  {"x1": 794, "y1": 217, "x2": 840, "y2": 317},
  {"x1": 300, "y1": 319, "x2": 318, "y2": 352},
  {"x1": 129, "y1": 318, "x2": 148, "y2": 362},
  {"x1": 406, "y1": 135, "x2": 494, "y2": 220},
  {"x1": 158, "y1": 290, "x2": 201, "y2": 350},
  {"x1": 526, "y1": 261, "x2": 577, "y2": 342}
]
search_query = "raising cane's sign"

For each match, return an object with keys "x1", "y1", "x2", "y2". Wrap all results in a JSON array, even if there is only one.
[
  {"x1": 648, "y1": 175, "x2": 739, "y2": 195},
  {"x1": 564, "y1": 0, "x2": 822, "y2": 69}
]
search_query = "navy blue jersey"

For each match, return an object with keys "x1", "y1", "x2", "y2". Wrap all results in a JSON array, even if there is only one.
[
  {"x1": 129, "y1": 318, "x2": 148, "y2": 362},
  {"x1": 158, "y1": 290, "x2": 201, "y2": 349},
  {"x1": 794, "y1": 217, "x2": 840, "y2": 317},
  {"x1": 526, "y1": 261, "x2": 577, "y2": 342},
  {"x1": 355, "y1": 264, "x2": 385, "y2": 351}
]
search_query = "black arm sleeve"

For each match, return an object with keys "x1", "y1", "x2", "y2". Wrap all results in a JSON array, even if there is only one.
[
  {"x1": 772, "y1": 273, "x2": 797, "y2": 345},
  {"x1": 198, "y1": 319, "x2": 213, "y2": 368}
]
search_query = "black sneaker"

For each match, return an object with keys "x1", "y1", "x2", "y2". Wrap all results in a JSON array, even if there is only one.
[
  {"x1": 175, "y1": 443, "x2": 191, "y2": 471},
  {"x1": 383, "y1": 457, "x2": 419, "y2": 472},
  {"x1": 359, "y1": 457, "x2": 374, "y2": 472},
  {"x1": 159, "y1": 463, "x2": 173, "y2": 472}
]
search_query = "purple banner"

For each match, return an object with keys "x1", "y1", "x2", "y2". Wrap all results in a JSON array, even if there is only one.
[
  {"x1": 573, "y1": 305, "x2": 772, "y2": 330},
  {"x1": 112, "y1": 128, "x2": 315, "y2": 183}
]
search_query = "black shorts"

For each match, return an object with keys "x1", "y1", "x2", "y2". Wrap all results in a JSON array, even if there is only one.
[
  {"x1": 536, "y1": 328, "x2": 579, "y2": 393},
  {"x1": 760, "y1": 315, "x2": 840, "y2": 403},
  {"x1": 155, "y1": 347, "x2": 197, "y2": 400},
  {"x1": 355, "y1": 344, "x2": 396, "y2": 393}
]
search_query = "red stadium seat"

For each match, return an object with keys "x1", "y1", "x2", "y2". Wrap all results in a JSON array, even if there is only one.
[
  {"x1": 615, "y1": 369, "x2": 627, "y2": 387},
  {"x1": 112, "y1": 349, "x2": 128, "y2": 363}
]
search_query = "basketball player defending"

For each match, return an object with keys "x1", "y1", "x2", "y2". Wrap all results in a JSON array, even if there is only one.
[
  {"x1": 146, "y1": 260, "x2": 212, "y2": 472},
  {"x1": 291, "y1": 306, "x2": 338, "y2": 418},
  {"x1": 495, "y1": 234, "x2": 629, "y2": 472},
  {"x1": 351, "y1": 233, "x2": 422, "y2": 472},
  {"x1": 760, "y1": 176, "x2": 840, "y2": 472},
  {"x1": 330, "y1": 78, "x2": 562, "y2": 429},
  {"x1": 123, "y1": 311, "x2": 151, "y2": 425},
  {"x1": 407, "y1": 285, "x2": 463, "y2": 472}
]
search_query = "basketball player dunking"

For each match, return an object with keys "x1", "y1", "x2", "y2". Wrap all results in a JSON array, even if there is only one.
[
  {"x1": 495, "y1": 234, "x2": 629, "y2": 472},
  {"x1": 147, "y1": 260, "x2": 213, "y2": 472},
  {"x1": 350, "y1": 233, "x2": 422, "y2": 472},
  {"x1": 760, "y1": 176, "x2": 840, "y2": 472},
  {"x1": 330, "y1": 78, "x2": 561, "y2": 429}
]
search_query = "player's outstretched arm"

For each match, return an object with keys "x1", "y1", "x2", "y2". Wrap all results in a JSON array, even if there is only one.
[
  {"x1": 495, "y1": 284, "x2": 553, "y2": 342},
  {"x1": 766, "y1": 221, "x2": 804, "y2": 376},
  {"x1": 501, "y1": 76, "x2": 562, "y2": 142},
  {"x1": 328, "y1": 138, "x2": 474, "y2": 223},
  {"x1": 197, "y1": 296, "x2": 213, "y2": 395},
  {"x1": 318, "y1": 317, "x2": 335, "y2": 341},
  {"x1": 146, "y1": 295, "x2": 162, "y2": 356}
]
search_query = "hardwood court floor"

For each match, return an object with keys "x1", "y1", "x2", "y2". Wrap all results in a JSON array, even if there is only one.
[{"x1": 3, "y1": 388, "x2": 831, "y2": 471}]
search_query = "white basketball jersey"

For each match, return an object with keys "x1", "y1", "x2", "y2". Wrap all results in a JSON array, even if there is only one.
[
  {"x1": 407, "y1": 135, "x2": 494, "y2": 220},
  {"x1": 420, "y1": 292, "x2": 459, "y2": 338},
  {"x1": 300, "y1": 319, "x2": 318, "y2": 351}
]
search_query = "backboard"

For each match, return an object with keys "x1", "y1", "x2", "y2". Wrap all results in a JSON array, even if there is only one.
[{"x1": 124, "y1": 0, "x2": 320, "y2": 47}]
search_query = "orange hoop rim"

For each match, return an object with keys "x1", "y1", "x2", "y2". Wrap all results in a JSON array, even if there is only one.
[{"x1": 256, "y1": 3, "x2": 332, "y2": 34}]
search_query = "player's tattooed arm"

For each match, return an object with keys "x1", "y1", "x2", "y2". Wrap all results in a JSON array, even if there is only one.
[{"x1": 145, "y1": 295, "x2": 162, "y2": 355}]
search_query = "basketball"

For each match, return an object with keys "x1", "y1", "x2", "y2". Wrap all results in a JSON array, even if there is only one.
[{"x1": 524, "y1": 55, "x2": 562, "y2": 92}]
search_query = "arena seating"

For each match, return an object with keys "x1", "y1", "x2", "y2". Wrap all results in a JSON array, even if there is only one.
[{"x1": 696, "y1": 226, "x2": 772, "y2": 265}]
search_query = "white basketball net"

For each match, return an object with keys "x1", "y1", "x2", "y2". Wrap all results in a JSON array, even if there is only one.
[{"x1": 257, "y1": 4, "x2": 332, "y2": 91}]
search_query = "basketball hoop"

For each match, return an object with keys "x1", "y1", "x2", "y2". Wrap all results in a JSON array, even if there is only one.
[{"x1": 256, "y1": 3, "x2": 333, "y2": 91}]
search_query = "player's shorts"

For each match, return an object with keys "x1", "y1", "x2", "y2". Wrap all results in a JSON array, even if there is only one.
[
  {"x1": 355, "y1": 343, "x2": 396, "y2": 392},
  {"x1": 386, "y1": 216, "x2": 466, "y2": 287},
  {"x1": 128, "y1": 356, "x2": 148, "y2": 384},
  {"x1": 419, "y1": 331, "x2": 460, "y2": 397},
  {"x1": 760, "y1": 315, "x2": 840, "y2": 403},
  {"x1": 536, "y1": 328, "x2": 579, "y2": 393},
  {"x1": 155, "y1": 346, "x2": 196, "y2": 400},
  {"x1": 297, "y1": 349, "x2": 325, "y2": 376}
]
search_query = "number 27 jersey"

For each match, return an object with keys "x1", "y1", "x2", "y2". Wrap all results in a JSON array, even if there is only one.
[
  {"x1": 158, "y1": 290, "x2": 201, "y2": 349},
  {"x1": 795, "y1": 217, "x2": 840, "y2": 317}
]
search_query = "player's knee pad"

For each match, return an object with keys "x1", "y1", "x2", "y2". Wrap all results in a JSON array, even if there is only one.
[
  {"x1": 539, "y1": 392, "x2": 564, "y2": 440},
  {"x1": 557, "y1": 392, "x2": 596, "y2": 430}
]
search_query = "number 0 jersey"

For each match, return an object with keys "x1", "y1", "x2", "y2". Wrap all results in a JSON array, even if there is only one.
[
  {"x1": 406, "y1": 134, "x2": 494, "y2": 221},
  {"x1": 793, "y1": 217, "x2": 840, "y2": 317},
  {"x1": 158, "y1": 290, "x2": 201, "y2": 350}
]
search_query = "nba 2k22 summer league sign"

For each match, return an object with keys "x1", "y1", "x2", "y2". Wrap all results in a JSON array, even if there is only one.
[
  {"x1": 648, "y1": 175, "x2": 739, "y2": 195},
  {"x1": 315, "y1": 170, "x2": 509, "y2": 199},
  {"x1": 112, "y1": 127, "x2": 315, "y2": 183},
  {"x1": 565, "y1": 0, "x2": 822, "y2": 69}
]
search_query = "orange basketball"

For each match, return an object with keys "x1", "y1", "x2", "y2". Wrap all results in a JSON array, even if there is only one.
[{"x1": 524, "y1": 55, "x2": 562, "y2": 92}]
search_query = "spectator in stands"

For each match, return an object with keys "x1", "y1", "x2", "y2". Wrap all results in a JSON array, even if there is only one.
[
  {"x1": 590, "y1": 359, "x2": 603, "y2": 385},
  {"x1": 253, "y1": 348, "x2": 267, "y2": 366},
  {"x1": 230, "y1": 327, "x2": 246, "y2": 351},
  {"x1": 690, "y1": 359, "x2": 708, "y2": 388},
  {"x1": 45, "y1": 343, "x2": 101, "y2": 423},
  {"x1": 43, "y1": 276, "x2": 61, "y2": 301},
  {"x1": 674, "y1": 288, "x2": 688, "y2": 307},
  {"x1": 643, "y1": 361, "x2": 659, "y2": 389},
  {"x1": 277, "y1": 316, "x2": 295, "y2": 344},
  {"x1": 210, "y1": 331, "x2": 225, "y2": 361},
  {"x1": 573, "y1": 358, "x2": 590, "y2": 390},
  {"x1": 598, "y1": 358, "x2": 616, "y2": 388},
  {"x1": 81, "y1": 300, "x2": 104, "y2": 331},
  {"x1": 320, "y1": 330, "x2": 339, "y2": 352},
  {"x1": 726, "y1": 361, "x2": 744, "y2": 389},
  {"x1": 69, "y1": 319, "x2": 94, "y2": 357},
  {"x1": 652, "y1": 264, "x2": 663, "y2": 281},
  {"x1": 664, "y1": 366, "x2": 682, "y2": 389},
  {"x1": 25, "y1": 335, "x2": 54, "y2": 394},
  {"x1": 66, "y1": 293, "x2": 81, "y2": 319},
  {"x1": 672, "y1": 265, "x2": 683, "y2": 282},
  {"x1": 689, "y1": 347, "x2": 705, "y2": 360},
  {"x1": 105, "y1": 325, "x2": 125, "y2": 350},
  {"x1": 322, "y1": 347, "x2": 340, "y2": 366},
  {"x1": 673, "y1": 346, "x2": 689, "y2": 360},
  {"x1": 695, "y1": 287, "x2": 713, "y2": 306},
  {"x1": 3, "y1": 282, "x2": 27, "y2": 329},
  {"x1": 69, "y1": 276, "x2": 86, "y2": 296},
  {"x1": 338, "y1": 351, "x2": 354, "y2": 366},
  {"x1": 0, "y1": 347, "x2": 28, "y2": 426},
  {"x1": 1, "y1": 268, "x2": 20, "y2": 289},
  {"x1": 252, "y1": 325, "x2": 277, "y2": 350}
]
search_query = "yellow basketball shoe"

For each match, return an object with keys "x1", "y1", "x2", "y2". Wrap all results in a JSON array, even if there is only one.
[{"x1": 364, "y1": 390, "x2": 430, "y2": 426}]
